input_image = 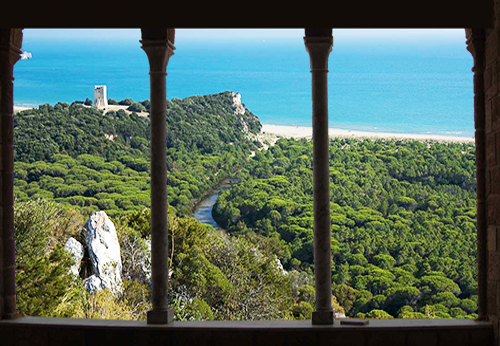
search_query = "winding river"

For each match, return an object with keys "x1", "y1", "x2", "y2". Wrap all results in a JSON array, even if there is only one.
[{"x1": 192, "y1": 178, "x2": 235, "y2": 229}]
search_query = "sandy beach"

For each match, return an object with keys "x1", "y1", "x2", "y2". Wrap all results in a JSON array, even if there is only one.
[
  {"x1": 14, "y1": 106, "x2": 33, "y2": 113},
  {"x1": 261, "y1": 124, "x2": 475, "y2": 144}
]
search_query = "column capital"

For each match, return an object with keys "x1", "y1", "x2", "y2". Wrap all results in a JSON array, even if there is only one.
[
  {"x1": 465, "y1": 29, "x2": 485, "y2": 72},
  {"x1": 0, "y1": 29, "x2": 23, "y2": 80},
  {"x1": 304, "y1": 36, "x2": 333, "y2": 71},
  {"x1": 140, "y1": 39, "x2": 175, "y2": 73}
]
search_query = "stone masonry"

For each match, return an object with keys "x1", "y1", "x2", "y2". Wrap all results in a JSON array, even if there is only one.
[{"x1": 467, "y1": 1, "x2": 500, "y2": 345}]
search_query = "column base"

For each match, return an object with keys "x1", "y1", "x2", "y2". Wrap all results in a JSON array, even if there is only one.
[
  {"x1": 147, "y1": 308, "x2": 174, "y2": 324},
  {"x1": 2, "y1": 312, "x2": 21, "y2": 320},
  {"x1": 312, "y1": 310, "x2": 334, "y2": 325}
]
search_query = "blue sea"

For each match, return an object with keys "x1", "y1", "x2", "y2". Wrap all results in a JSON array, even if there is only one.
[{"x1": 14, "y1": 30, "x2": 474, "y2": 137}]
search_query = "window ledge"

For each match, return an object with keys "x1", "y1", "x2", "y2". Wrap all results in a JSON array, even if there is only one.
[
  {"x1": 0, "y1": 317, "x2": 493, "y2": 346},
  {"x1": 0, "y1": 316, "x2": 491, "y2": 329}
]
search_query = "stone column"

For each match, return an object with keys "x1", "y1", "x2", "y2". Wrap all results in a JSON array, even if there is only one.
[
  {"x1": 0, "y1": 29, "x2": 22, "y2": 320},
  {"x1": 141, "y1": 35, "x2": 175, "y2": 324},
  {"x1": 304, "y1": 30, "x2": 334, "y2": 325}
]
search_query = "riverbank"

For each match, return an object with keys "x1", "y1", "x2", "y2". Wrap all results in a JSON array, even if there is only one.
[
  {"x1": 261, "y1": 124, "x2": 475, "y2": 143},
  {"x1": 192, "y1": 176, "x2": 238, "y2": 230}
]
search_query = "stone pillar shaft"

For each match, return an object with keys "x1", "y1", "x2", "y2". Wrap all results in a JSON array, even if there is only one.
[
  {"x1": 150, "y1": 69, "x2": 169, "y2": 311},
  {"x1": 141, "y1": 38, "x2": 175, "y2": 324},
  {"x1": 0, "y1": 29, "x2": 21, "y2": 320},
  {"x1": 305, "y1": 34, "x2": 334, "y2": 325}
]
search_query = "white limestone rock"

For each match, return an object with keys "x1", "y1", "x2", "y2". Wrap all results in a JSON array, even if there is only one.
[
  {"x1": 141, "y1": 239, "x2": 152, "y2": 283},
  {"x1": 83, "y1": 211, "x2": 122, "y2": 292},
  {"x1": 231, "y1": 92, "x2": 246, "y2": 116},
  {"x1": 231, "y1": 92, "x2": 251, "y2": 134},
  {"x1": 83, "y1": 274, "x2": 103, "y2": 294},
  {"x1": 230, "y1": 92, "x2": 272, "y2": 150},
  {"x1": 64, "y1": 237, "x2": 84, "y2": 277},
  {"x1": 274, "y1": 257, "x2": 288, "y2": 276},
  {"x1": 139, "y1": 239, "x2": 171, "y2": 282}
]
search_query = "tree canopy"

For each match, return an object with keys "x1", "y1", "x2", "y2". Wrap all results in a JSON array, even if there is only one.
[{"x1": 213, "y1": 137, "x2": 477, "y2": 318}]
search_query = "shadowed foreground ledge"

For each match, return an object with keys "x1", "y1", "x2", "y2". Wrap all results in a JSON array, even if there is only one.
[{"x1": 0, "y1": 316, "x2": 493, "y2": 346}]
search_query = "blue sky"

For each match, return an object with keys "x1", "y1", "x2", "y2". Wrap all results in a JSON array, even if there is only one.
[{"x1": 23, "y1": 28, "x2": 466, "y2": 43}]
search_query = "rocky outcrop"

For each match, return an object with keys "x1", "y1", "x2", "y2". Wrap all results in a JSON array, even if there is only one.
[
  {"x1": 132, "y1": 239, "x2": 170, "y2": 283},
  {"x1": 142, "y1": 239, "x2": 152, "y2": 283},
  {"x1": 275, "y1": 257, "x2": 287, "y2": 276},
  {"x1": 231, "y1": 92, "x2": 250, "y2": 134},
  {"x1": 230, "y1": 91, "x2": 270, "y2": 150},
  {"x1": 83, "y1": 211, "x2": 122, "y2": 292},
  {"x1": 231, "y1": 92, "x2": 246, "y2": 117},
  {"x1": 64, "y1": 237, "x2": 84, "y2": 276},
  {"x1": 83, "y1": 275, "x2": 103, "y2": 294}
]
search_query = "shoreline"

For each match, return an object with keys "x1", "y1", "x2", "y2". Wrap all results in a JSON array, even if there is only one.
[
  {"x1": 14, "y1": 106, "x2": 33, "y2": 113},
  {"x1": 261, "y1": 124, "x2": 475, "y2": 144},
  {"x1": 13, "y1": 105, "x2": 474, "y2": 144},
  {"x1": 14, "y1": 104, "x2": 149, "y2": 117}
]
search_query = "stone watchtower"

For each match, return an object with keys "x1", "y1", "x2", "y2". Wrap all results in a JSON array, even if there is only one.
[{"x1": 94, "y1": 85, "x2": 108, "y2": 108}]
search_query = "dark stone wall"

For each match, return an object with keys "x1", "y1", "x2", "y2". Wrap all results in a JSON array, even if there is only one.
[{"x1": 481, "y1": 2, "x2": 500, "y2": 344}]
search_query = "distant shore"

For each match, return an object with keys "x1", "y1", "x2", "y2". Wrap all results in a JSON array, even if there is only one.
[
  {"x1": 261, "y1": 124, "x2": 475, "y2": 144},
  {"x1": 14, "y1": 106, "x2": 33, "y2": 113},
  {"x1": 14, "y1": 104, "x2": 149, "y2": 117},
  {"x1": 13, "y1": 105, "x2": 475, "y2": 144}
]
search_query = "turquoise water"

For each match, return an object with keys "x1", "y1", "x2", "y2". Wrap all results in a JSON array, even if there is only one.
[{"x1": 14, "y1": 32, "x2": 474, "y2": 137}]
